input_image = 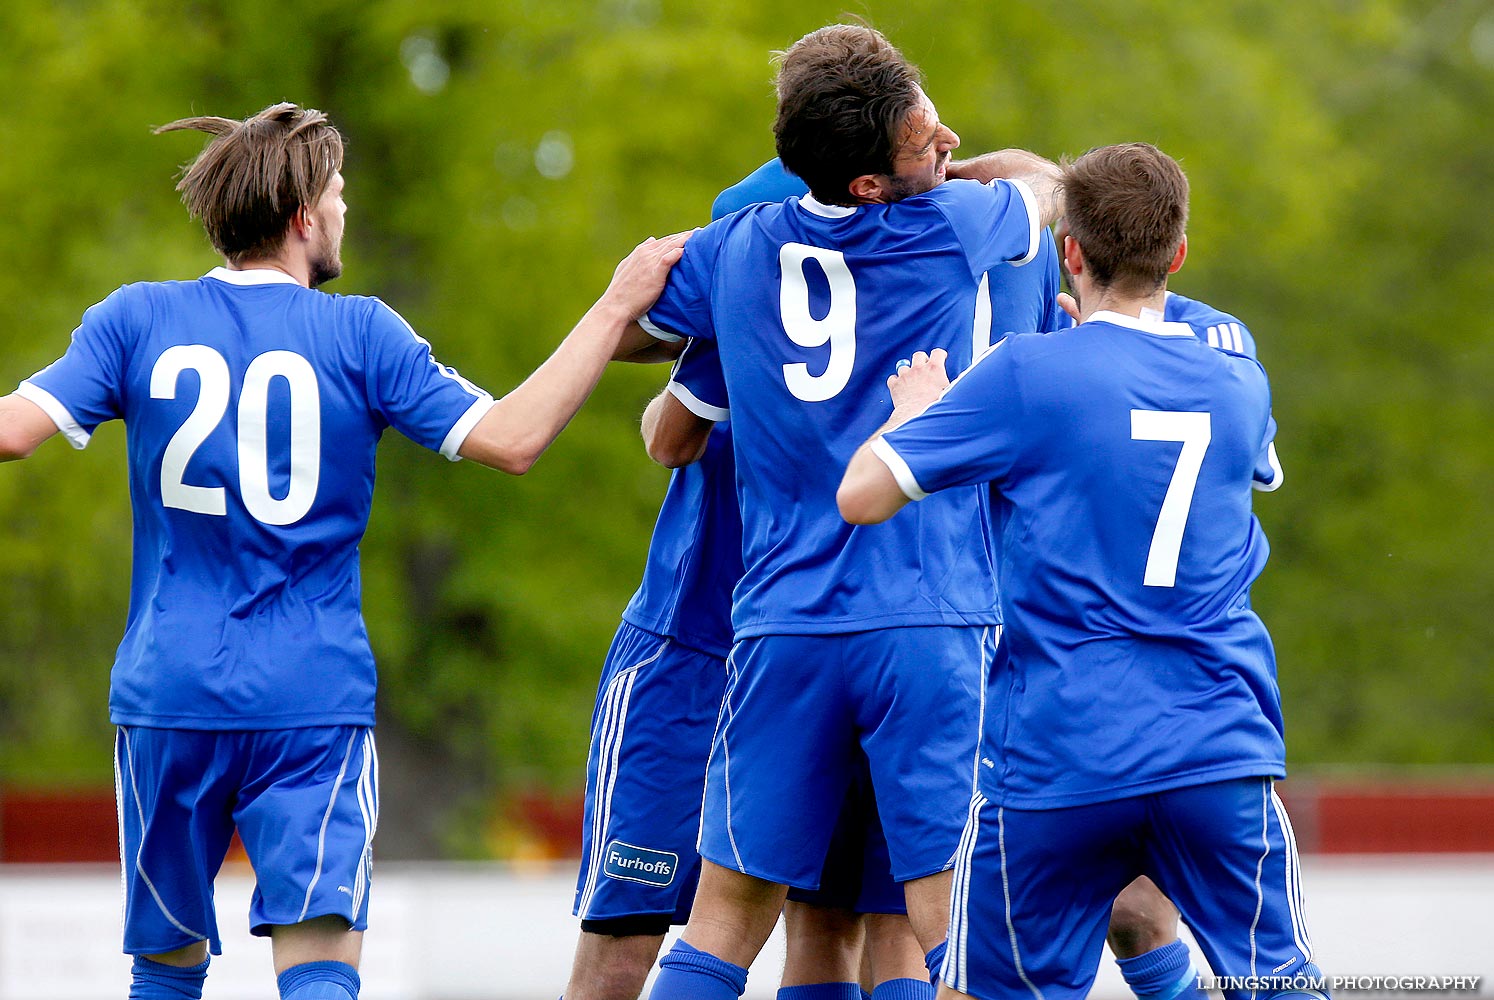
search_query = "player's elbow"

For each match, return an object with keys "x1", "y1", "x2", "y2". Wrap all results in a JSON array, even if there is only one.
[
  {"x1": 468, "y1": 446, "x2": 537, "y2": 476},
  {"x1": 645, "y1": 433, "x2": 706, "y2": 469},
  {"x1": 0, "y1": 436, "x2": 35, "y2": 462},
  {"x1": 0, "y1": 424, "x2": 41, "y2": 462},
  {"x1": 459, "y1": 429, "x2": 543, "y2": 476},
  {"x1": 836, "y1": 481, "x2": 888, "y2": 525},
  {"x1": 493, "y1": 449, "x2": 538, "y2": 476},
  {"x1": 837, "y1": 457, "x2": 908, "y2": 524}
]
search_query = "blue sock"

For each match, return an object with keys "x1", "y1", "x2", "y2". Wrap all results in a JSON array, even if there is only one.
[
  {"x1": 1116, "y1": 940, "x2": 1201, "y2": 1000},
  {"x1": 129, "y1": 956, "x2": 209, "y2": 999},
  {"x1": 277, "y1": 960, "x2": 361, "y2": 1000},
  {"x1": 923, "y1": 941, "x2": 948, "y2": 985},
  {"x1": 649, "y1": 940, "x2": 749, "y2": 1000},
  {"x1": 871, "y1": 978, "x2": 936, "y2": 1000},
  {"x1": 779, "y1": 984, "x2": 864, "y2": 1000}
]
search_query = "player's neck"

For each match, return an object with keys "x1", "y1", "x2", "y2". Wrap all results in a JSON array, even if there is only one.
[
  {"x1": 1077, "y1": 284, "x2": 1167, "y2": 325},
  {"x1": 227, "y1": 253, "x2": 311, "y2": 288}
]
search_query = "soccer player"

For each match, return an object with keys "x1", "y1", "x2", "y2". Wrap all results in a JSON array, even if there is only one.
[
  {"x1": 838, "y1": 143, "x2": 1320, "y2": 1000},
  {"x1": 1057, "y1": 225, "x2": 1282, "y2": 1000},
  {"x1": 0, "y1": 103, "x2": 684, "y2": 1000},
  {"x1": 569, "y1": 157, "x2": 929, "y2": 1000},
  {"x1": 632, "y1": 25, "x2": 1065, "y2": 1000}
]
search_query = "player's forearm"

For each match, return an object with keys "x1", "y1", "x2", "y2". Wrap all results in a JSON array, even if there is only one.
[
  {"x1": 947, "y1": 148, "x2": 1055, "y2": 185},
  {"x1": 459, "y1": 304, "x2": 626, "y2": 475},
  {"x1": 641, "y1": 389, "x2": 712, "y2": 468},
  {"x1": 947, "y1": 149, "x2": 1065, "y2": 228},
  {"x1": 613, "y1": 323, "x2": 684, "y2": 363},
  {"x1": 837, "y1": 444, "x2": 908, "y2": 524}
]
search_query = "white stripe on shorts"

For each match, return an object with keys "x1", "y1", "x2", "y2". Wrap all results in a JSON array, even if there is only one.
[
  {"x1": 352, "y1": 731, "x2": 379, "y2": 921},
  {"x1": 944, "y1": 790, "x2": 985, "y2": 992},
  {"x1": 115, "y1": 728, "x2": 208, "y2": 943},
  {"x1": 998, "y1": 805, "x2": 1045, "y2": 1000},
  {"x1": 1250, "y1": 778, "x2": 1271, "y2": 991},
  {"x1": 1270, "y1": 784, "x2": 1314, "y2": 962},
  {"x1": 578, "y1": 642, "x2": 666, "y2": 917},
  {"x1": 300, "y1": 729, "x2": 361, "y2": 923},
  {"x1": 719, "y1": 648, "x2": 747, "y2": 872}
]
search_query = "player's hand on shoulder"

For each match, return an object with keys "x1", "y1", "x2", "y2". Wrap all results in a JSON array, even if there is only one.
[
  {"x1": 603, "y1": 230, "x2": 693, "y2": 320},
  {"x1": 887, "y1": 349, "x2": 949, "y2": 416}
]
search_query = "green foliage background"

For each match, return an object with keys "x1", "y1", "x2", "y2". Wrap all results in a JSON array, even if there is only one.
[{"x1": 1, "y1": 0, "x2": 1490, "y2": 856}]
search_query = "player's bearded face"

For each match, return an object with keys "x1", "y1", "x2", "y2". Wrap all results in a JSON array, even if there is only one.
[
  {"x1": 888, "y1": 90, "x2": 959, "y2": 201},
  {"x1": 308, "y1": 223, "x2": 342, "y2": 288},
  {"x1": 308, "y1": 173, "x2": 346, "y2": 288}
]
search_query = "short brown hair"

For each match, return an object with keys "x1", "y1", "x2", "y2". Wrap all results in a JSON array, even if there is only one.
[
  {"x1": 1061, "y1": 143, "x2": 1188, "y2": 296},
  {"x1": 772, "y1": 25, "x2": 923, "y2": 206},
  {"x1": 155, "y1": 103, "x2": 344, "y2": 264}
]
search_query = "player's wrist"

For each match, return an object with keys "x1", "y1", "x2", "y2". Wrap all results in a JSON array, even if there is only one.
[{"x1": 585, "y1": 295, "x2": 638, "y2": 333}]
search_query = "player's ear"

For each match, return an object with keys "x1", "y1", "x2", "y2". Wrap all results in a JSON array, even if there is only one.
[
  {"x1": 848, "y1": 173, "x2": 892, "y2": 205},
  {"x1": 1167, "y1": 235, "x2": 1187, "y2": 275},
  {"x1": 290, "y1": 204, "x2": 314, "y2": 239},
  {"x1": 1062, "y1": 234, "x2": 1085, "y2": 278}
]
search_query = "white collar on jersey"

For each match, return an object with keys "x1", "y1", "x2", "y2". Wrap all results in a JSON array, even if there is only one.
[
  {"x1": 203, "y1": 266, "x2": 302, "y2": 286},
  {"x1": 1089, "y1": 309, "x2": 1195, "y2": 338},
  {"x1": 797, "y1": 194, "x2": 858, "y2": 219}
]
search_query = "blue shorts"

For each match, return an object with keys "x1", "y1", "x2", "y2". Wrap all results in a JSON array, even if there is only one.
[
  {"x1": 574, "y1": 623, "x2": 725, "y2": 925},
  {"x1": 114, "y1": 725, "x2": 378, "y2": 955},
  {"x1": 700, "y1": 625, "x2": 989, "y2": 888},
  {"x1": 942, "y1": 777, "x2": 1326, "y2": 1000}
]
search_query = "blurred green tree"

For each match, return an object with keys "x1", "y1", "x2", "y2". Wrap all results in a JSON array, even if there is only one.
[{"x1": 0, "y1": 0, "x2": 1489, "y2": 856}]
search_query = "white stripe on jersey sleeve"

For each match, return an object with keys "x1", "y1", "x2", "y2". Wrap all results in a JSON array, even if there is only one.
[
  {"x1": 666, "y1": 380, "x2": 729, "y2": 421},
  {"x1": 637, "y1": 313, "x2": 684, "y2": 343},
  {"x1": 870, "y1": 437, "x2": 928, "y2": 501},
  {"x1": 378, "y1": 301, "x2": 493, "y2": 401},
  {"x1": 15, "y1": 381, "x2": 89, "y2": 449},
  {"x1": 438, "y1": 396, "x2": 498, "y2": 461}
]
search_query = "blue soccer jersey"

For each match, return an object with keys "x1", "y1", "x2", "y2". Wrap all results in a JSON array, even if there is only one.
[
  {"x1": 18, "y1": 268, "x2": 494, "y2": 729},
  {"x1": 1165, "y1": 290, "x2": 1257, "y2": 358},
  {"x1": 877, "y1": 310, "x2": 1286, "y2": 808},
  {"x1": 641, "y1": 178, "x2": 1044, "y2": 637},
  {"x1": 617, "y1": 163, "x2": 798, "y2": 657},
  {"x1": 719, "y1": 159, "x2": 1068, "y2": 359},
  {"x1": 621, "y1": 340, "x2": 739, "y2": 658}
]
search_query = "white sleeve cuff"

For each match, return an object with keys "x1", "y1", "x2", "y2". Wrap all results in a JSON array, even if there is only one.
[
  {"x1": 870, "y1": 437, "x2": 927, "y2": 501},
  {"x1": 638, "y1": 313, "x2": 684, "y2": 343},
  {"x1": 666, "y1": 381, "x2": 729, "y2": 421},
  {"x1": 438, "y1": 396, "x2": 497, "y2": 461},
  {"x1": 1005, "y1": 177, "x2": 1041, "y2": 266},
  {"x1": 15, "y1": 381, "x2": 88, "y2": 449},
  {"x1": 1252, "y1": 442, "x2": 1284, "y2": 493}
]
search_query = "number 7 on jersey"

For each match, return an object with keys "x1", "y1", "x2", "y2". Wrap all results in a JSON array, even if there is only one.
[{"x1": 1131, "y1": 409, "x2": 1211, "y2": 588}]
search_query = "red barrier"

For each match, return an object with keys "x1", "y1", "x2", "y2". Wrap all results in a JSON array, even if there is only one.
[
  {"x1": 1279, "y1": 781, "x2": 1494, "y2": 854},
  {"x1": 3, "y1": 781, "x2": 1493, "y2": 862},
  {"x1": 0, "y1": 789, "x2": 249, "y2": 865},
  {"x1": 0, "y1": 789, "x2": 119, "y2": 863}
]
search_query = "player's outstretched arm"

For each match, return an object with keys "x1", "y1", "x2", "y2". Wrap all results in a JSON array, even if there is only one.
[
  {"x1": 0, "y1": 395, "x2": 60, "y2": 462},
  {"x1": 458, "y1": 232, "x2": 689, "y2": 475},
  {"x1": 837, "y1": 350, "x2": 949, "y2": 524},
  {"x1": 946, "y1": 148, "x2": 1064, "y2": 228},
  {"x1": 641, "y1": 388, "x2": 713, "y2": 468}
]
